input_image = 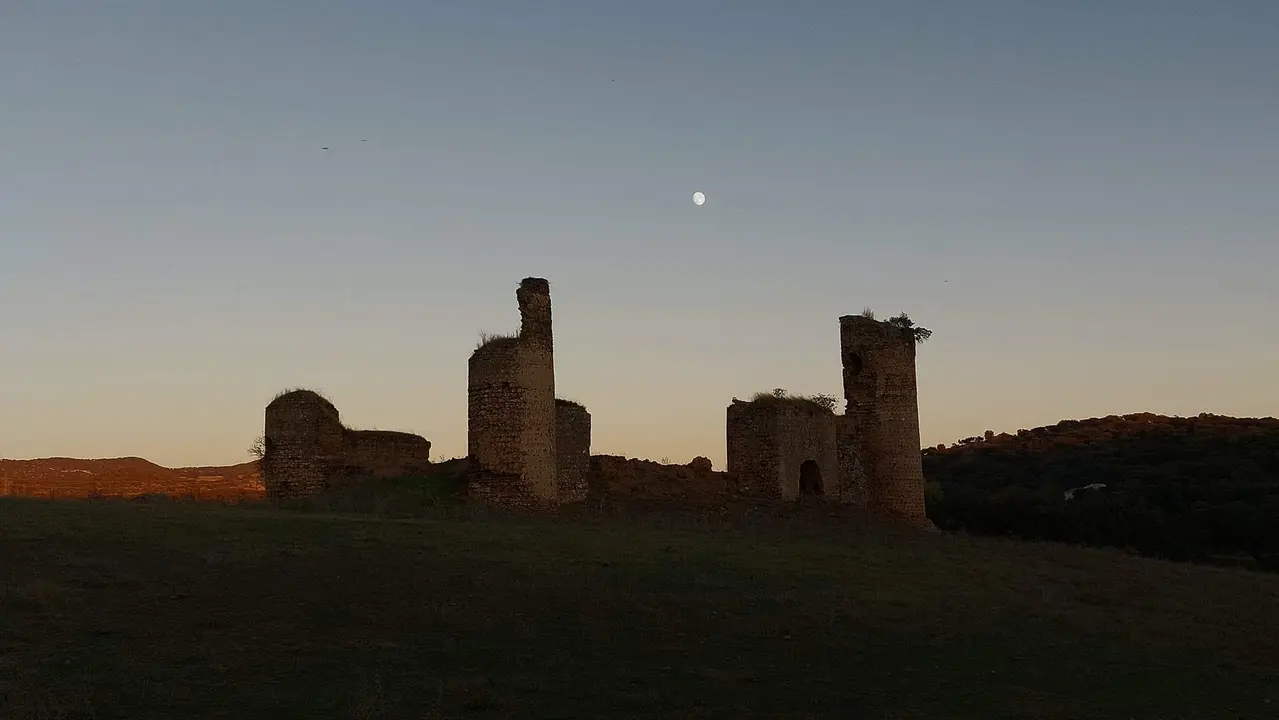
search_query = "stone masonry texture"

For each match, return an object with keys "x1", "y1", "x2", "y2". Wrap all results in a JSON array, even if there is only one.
[
  {"x1": 517, "y1": 278, "x2": 557, "y2": 501},
  {"x1": 262, "y1": 389, "x2": 431, "y2": 500},
  {"x1": 726, "y1": 399, "x2": 838, "y2": 501},
  {"x1": 839, "y1": 315, "x2": 929, "y2": 524},
  {"x1": 469, "y1": 277, "x2": 585, "y2": 508},
  {"x1": 554, "y1": 399, "x2": 591, "y2": 504},
  {"x1": 468, "y1": 343, "x2": 525, "y2": 481},
  {"x1": 342, "y1": 430, "x2": 432, "y2": 480}
]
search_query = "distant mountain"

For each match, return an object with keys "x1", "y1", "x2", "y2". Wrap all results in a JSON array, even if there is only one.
[
  {"x1": 0, "y1": 457, "x2": 263, "y2": 500},
  {"x1": 922, "y1": 413, "x2": 1279, "y2": 570}
]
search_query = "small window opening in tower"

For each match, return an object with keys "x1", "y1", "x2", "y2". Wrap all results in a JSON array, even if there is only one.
[{"x1": 845, "y1": 351, "x2": 863, "y2": 376}]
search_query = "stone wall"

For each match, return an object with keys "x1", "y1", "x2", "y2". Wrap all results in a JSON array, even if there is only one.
[
  {"x1": 838, "y1": 315, "x2": 928, "y2": 523},
  {"x1": 555, "y1": 399, "x2": 591, "y2": 504},
  {"x1": 726, "y1": 398, "x2": 838, "y2": 501},
  {"x1": 836, "y1": 415, "x2": 869, "y2": 506},
  {"x1": 725, "y1": 400, "x2": 773, "y2": 496},
  {"x1": 342, "y1": 430, "x2": 432, "y2": 481},
  {"x1": 467, "y1": 277, "x2": 563, "y2": 508},
  {"x1": 262, "y1": 389, "x2": 431, "y2": 500}
]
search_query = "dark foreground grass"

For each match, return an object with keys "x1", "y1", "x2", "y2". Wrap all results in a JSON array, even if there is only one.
[{"x1": 2, "y1": 499, "x2": 1277, "y2": 719}]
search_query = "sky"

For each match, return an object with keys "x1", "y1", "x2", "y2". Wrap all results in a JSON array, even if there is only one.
[{"x1": 2, "y1": 0, "x2": 1277, "y2": 468}]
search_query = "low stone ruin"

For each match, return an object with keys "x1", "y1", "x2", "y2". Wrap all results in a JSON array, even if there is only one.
[{"x1": 261, "y1": 389, "x2": 431, "y2": 500}]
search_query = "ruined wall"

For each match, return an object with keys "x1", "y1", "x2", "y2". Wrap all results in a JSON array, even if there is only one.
[
  {"x1": 836, "y1": 415, "x2": 869, "y2": 505},
  {"x1": 726, "y1": 401, "x2": 774, "y2": 495},
  {"x1": 555, "y1": 399, "x2": 591, "y2": 504},
  {"x1": 467, "y1": 277, "x2": 561, "y2": 507},
  {"x1": 726, "y1": 399, "x2": 838, "y2": 501},
  {"x1": 343, "y1": 430, "x2": 432, "y2": 481},
  {"x1": 839, "y1": 315, "x2": 928, "y2": 523},
  {"x1": 262, "y1": 389, "x2": 431, "y2": 500}
]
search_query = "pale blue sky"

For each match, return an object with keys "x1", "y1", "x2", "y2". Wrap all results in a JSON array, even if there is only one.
[{"x1": 2, "y1": 1, "x2": 1276, "y2": 467}]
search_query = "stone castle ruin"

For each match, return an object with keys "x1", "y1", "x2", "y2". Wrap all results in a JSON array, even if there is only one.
[
  {"x1": 261, "y1": 275, "x2": 927, "y2": 527},
  {"x1": 726, "y1": 396, "x2": 839, "y2": 502},
  {"x1": 725, "y1": 314, "x2": 929, "y2": 525},
  {"x1": 261, "y1": 389, "x2": 432, "y2": 499},
  {"x1": 467, "y1": 278, "x2": 591, "y2": 508}
]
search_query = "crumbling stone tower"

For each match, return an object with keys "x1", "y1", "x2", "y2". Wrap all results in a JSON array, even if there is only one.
[
  {"x1": 838, "y1": 315, "x2": 928, "y2": 522},
  {"x1": 469, "y1": 277, "x2": 581, "y2": 506},
  {"x1": 262, "y1": 390, "x2": 345, "y2": 499}
]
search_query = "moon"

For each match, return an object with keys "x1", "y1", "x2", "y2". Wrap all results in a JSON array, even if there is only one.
[{"x1": 692, "y1": 191, "x2": 706, "y2": 206}]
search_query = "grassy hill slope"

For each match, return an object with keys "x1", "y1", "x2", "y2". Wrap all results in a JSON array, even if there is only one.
[{"x1": 2, "y1": 498, "x2": 1277, "y2": 719}]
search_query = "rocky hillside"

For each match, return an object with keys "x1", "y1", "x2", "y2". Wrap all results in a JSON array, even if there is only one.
[{"x1": 0, "y1": 457, "x2": 264, "y2": 501}]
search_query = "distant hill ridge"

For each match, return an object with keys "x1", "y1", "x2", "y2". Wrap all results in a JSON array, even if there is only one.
[
  {"x1": 928, "y1": 412, "x2": 1279, "y2": 455},
  {"x1": 0, "y1": 456, "x2": 263, "y2": 500}
]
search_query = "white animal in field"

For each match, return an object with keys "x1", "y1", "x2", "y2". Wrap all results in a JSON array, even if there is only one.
[{"x1": 1063, "y1": 483, "x2": 1108, "y2": 501}]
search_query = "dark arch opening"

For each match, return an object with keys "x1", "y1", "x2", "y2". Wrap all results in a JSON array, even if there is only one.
[
  {"x1": 844, "y1": 351, "x2": 863, "y2": 376},
  {"x1": 799, "y1": 460, "x2": 823, "y2": 497}
]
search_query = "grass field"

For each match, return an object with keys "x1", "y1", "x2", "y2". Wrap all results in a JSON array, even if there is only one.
[{"x1": 2, "y1": 498, "x2": 1277, "y2": 719}]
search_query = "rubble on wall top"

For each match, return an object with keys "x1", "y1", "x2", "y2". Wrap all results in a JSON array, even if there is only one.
[{"x1": 519, "y1": 277, "x2": 551, "y2": 294}]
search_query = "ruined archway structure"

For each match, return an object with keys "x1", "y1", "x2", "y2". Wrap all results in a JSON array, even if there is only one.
[
  {"x1": 725, "y1": 396, "x2": 838, "y2": 502},
  {"x1": 467, "y1": 277, "x2": 591, "y2": 508},
  {"x1": 726, "y1": 314, "x2": 929, "y2": 526}
]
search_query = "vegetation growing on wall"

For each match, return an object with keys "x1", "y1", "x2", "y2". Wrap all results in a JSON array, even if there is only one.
[
  {"x1": 746, "y1": 388, "x2": 839, "y2": 414},
  {"x1": 473, "y1": 331, "x2": 520, "y2": 353},
  {"x1": 856, "y1": 309, "x2": 933, "y2": 344},
  {"x1": 886, "y1": 312, "x2": 932, "y2": 344}
]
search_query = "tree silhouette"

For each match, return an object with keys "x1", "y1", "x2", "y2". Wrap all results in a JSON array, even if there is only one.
[
  {"x1": 887, "y1": 312, "x2": 932, "y2": 344},
  {"x1": 248, "y1": 435, "x2": 265, "y2": 460}
]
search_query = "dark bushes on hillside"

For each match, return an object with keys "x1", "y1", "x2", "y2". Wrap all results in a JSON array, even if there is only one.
[{"x1": 923, "y1": 413, "x2": 1279, "y2": 571}]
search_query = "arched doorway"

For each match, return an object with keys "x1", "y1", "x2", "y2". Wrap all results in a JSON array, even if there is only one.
[{"x1": 799, "y1": 460, "x2": 823, "y2": 497}]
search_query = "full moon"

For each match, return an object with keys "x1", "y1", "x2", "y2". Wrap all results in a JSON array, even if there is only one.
[{"x1": 692, "y1": 191, "x2": 706, "y2": 206}]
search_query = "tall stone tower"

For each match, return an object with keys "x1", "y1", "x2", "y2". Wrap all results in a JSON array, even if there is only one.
[
  {"x1": 838, "y1": 314, "x2": 928, "y2": 523},
  {"x1": 467, "y1": 278, "x2": 558, "y2": 504},
  {"x1": 515, "y1": 277, "x2": 557, "y2": 498}
]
